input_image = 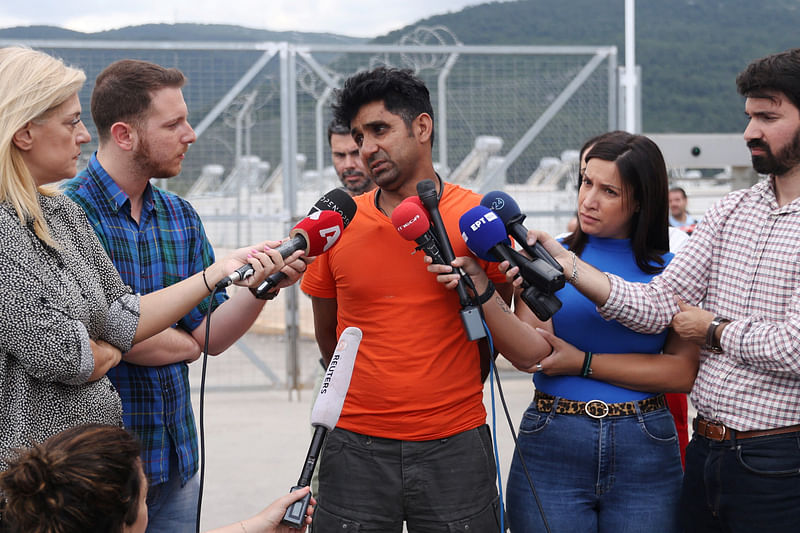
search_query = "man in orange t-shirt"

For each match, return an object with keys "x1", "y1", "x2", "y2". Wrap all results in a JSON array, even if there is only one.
[{"x1": 301, "y1": 67, "x2": 511, "y2": 532}]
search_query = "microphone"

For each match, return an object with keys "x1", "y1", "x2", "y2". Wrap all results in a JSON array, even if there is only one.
[
  {"x1": 216, "y1": 210, "x2": 344, "y2": 290},
  {"x1": 416, "y1": 179, "x2": 485, "y2": 341},
  {"x1": 480, "y1": 190, "x2": 566, "y2": 276},
  {"x1": 460, "y1": 205, "x2": 562, "y2": 321},
  {"x1": 392, "y1": 198, "x2": 446, "y2": 265},
  {"x1": 252, "y1": 189, "x2": 357, "y2": 297},
  {"x1": 281, "y1": 326, "x2": 362, "y2": 528}
]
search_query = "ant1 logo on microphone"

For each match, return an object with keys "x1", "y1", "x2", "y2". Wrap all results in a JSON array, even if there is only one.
[
  {"x1": 489, "y1": 197, "x2": 506, "y2": 212},
  {"x1": 320, "y1": 225, "x2": 342, "y2": 252},
  {"x1": 468, "y1": 210, "x2": 499, "y2": 232}
]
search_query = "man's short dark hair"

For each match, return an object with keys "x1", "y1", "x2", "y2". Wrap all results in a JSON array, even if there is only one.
[
  {"x1": 736, "y1": 48, "x2": 800, "y2": 112},
  {"x1": 91, "y1": 59, "x2": 186, "y2": 143},
  {"x1": 327, "y1": 120, "x2": 351, "y2": 146},
  {"x1": 669, "y1": 186, "x2": 687, "y2": 198},
  {"x1": 332, "y1": 67, "x2": 435, "y2": 145}
]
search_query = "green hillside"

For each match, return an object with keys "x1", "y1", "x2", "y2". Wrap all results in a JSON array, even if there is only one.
[{"x1": 377, "y1": 0, "x2": 800, "y2": 133}]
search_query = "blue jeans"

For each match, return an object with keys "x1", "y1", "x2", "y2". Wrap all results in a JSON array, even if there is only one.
[
  {"x1": 145, "y1": 450, "x2": 200, "y2": 533},
  {"x1": 313, "y1": 425, "x2": 503, "y2": 532},
  {"x1": 506, "y1": 398, "x2": 682, "y2": 533},
  {"x1": 680, "y1": 430, "x2": 800, "y2": 533}
]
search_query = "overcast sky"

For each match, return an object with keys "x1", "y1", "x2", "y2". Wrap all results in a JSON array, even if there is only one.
[{"x1": 0, "y1": 0, "x2": 490, "y2": 38}]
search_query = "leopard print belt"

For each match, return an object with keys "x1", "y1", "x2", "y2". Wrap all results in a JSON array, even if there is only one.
[{"x1": 534, "y1": 390, "x2": 667, "y2": 419}]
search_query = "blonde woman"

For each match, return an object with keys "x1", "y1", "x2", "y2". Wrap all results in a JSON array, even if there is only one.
[{"x1": 0, "y1": 47, "x2": 304, "y2": 466}]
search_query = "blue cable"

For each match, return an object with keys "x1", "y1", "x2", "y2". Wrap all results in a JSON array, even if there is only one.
[{"x1": 485, "y1": 320, "x2": 505, "y2": 533}]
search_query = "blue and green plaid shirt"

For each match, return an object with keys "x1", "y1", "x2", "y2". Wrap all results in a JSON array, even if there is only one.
[{"x1": 63, "y1": 153, "x2": 227, "y2": 487}]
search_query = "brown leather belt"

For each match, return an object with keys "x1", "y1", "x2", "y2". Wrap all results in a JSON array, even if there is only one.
[
  {"x1": 693, "y1": 416, "x2": 800, "y2": 442},
  {"x1": 534, "y1": 390, "x2": 666, "y2": 419}
]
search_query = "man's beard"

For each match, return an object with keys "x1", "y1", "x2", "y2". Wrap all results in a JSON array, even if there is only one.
[
  {"x1": 341, "y1": 170, "x2": 372, "y2": 195},
  {"x1": 133, "y1": 138, "x2": 179, "y2": 179},
  {"x1": 749, "y1": 126, "x2": 800, "y2": 176}
]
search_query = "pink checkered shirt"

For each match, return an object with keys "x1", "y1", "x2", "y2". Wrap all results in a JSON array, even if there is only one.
[{"x1": 600, "y1": 178, "x2": 800, "y2": 431}]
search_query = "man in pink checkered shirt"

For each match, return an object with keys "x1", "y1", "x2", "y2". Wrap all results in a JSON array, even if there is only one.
[{"x1": 521, "y1": 48, "x2": 800, "y2": 533}]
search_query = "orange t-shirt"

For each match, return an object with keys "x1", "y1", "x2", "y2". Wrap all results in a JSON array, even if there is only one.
[{"x1": 301, "y1": 183, "x2": 506, "y2": 440}]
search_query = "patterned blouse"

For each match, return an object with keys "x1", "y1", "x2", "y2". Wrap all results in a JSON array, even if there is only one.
[{"x1": 0, "y1": 193, "x2": 139, "y2": 467}]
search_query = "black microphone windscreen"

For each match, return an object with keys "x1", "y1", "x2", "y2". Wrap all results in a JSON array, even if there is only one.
[{"x1": 310, "y1": 188, "x2": 357, "y2": 228}]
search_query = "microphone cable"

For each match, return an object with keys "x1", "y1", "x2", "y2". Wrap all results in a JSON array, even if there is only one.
[
  {"x1": 472, "y1": 285, "x2": 552, "y2": 533},
  {"x1": 195, "y1": 285, "x2": 218, "y2": 533}
]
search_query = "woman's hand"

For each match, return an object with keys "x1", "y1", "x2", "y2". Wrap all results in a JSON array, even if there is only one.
[
  {"x1": 209, "y1": 486, "x2": 315, "y2": 533},
  {"x1": 88, "y1": 339, "x2": 122, "y2": 381},
  {"x1": 215, "y1": 241, "x2": 306, "y2": 288},
  {"x1": 530, "y1": 328, "x2": 585, "y2": 376},
  {"x1": 275, "y1": 254, "x2": 313, "y2": 289}
]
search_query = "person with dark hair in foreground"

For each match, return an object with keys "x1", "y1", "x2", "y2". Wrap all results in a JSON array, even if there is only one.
[
  {"x1": 301, "y1": 67, "x2": 511, "y2": 532},
  {"x1": 0, "y1": 424, "x2": 313, "y2": 533},
  {"x1": 521, "y1": 48, "x2": 800, "y2": 532}
]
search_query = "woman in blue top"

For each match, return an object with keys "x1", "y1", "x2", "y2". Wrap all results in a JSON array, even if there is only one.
[{"x1": 431, "y1": 132, "x2": 699, "y2": 533}]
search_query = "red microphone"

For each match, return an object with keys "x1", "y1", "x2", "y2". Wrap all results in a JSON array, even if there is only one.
[
  {"x1": 216, "y1": 210, "x2": 343, "y2": 289},
  {"x1": 285, "y1": 209, "x2": 344, "y2": 256},
  {"x1": 392, "y1": 198, "x2": 446, "y2": 265}
]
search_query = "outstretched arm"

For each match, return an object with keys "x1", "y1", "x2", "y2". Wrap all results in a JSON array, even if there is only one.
[
  {"x1": 533, "y1": 328, "x2": 699, "y2": 393},
  {"x1": 135, "y1": 242, "x2": 296, "y2": 344},
  {"x1": 205, "y1": 486, "x2": 315, "y2": 533}
]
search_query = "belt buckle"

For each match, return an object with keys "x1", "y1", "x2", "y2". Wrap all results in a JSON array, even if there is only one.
[
  {"x1": 704, "y1": 420, "x2": 727, "y2": 441},
  {"x1": 585, "y1": 399, "x2": 609, "y2": 419}
]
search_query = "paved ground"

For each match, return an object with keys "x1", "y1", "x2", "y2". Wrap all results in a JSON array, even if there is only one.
[
  {"x1": 189, "y1": 332, "x2": 695, "y2": 531},
  {"x1": 190, "y1": 352, "x2": 534, "y2": 530}
]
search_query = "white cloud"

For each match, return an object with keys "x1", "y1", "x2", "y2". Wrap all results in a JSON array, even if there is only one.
[{"x1": 1, "y1": 0, "x2": 490, "y2": 37}]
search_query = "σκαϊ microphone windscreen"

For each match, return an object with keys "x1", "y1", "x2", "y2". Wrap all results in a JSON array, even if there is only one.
[
  {"x1": 310, "y1": 326, "x2": 361, "y2": 430},
  {"x1": 392, "y1": 199, "x2": 431, "y2": 241},
  {"x1": 480, "y1": 190, "x2": 522, "y2": 224}
]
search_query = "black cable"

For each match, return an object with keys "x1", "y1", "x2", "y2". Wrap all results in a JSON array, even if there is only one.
[{"x1": 195, "y1": 287, "x2": 217, "y2": 533}]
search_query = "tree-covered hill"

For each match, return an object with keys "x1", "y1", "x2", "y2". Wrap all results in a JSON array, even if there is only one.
[
  {"x1": 377, "y1": 0, "x2": 800, "y2": 133},
  {"x1": 4, "y1": 0, "x2": 797, "y2": 134}
]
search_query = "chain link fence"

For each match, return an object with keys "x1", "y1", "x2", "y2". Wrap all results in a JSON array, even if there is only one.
[{"x1": 4, "y1": 34, "x2": 617, "y2": 390}]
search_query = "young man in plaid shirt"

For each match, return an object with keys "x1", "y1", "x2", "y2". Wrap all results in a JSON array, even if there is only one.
[
  {"x1": 525, "y1": 48, "x2": 800, "y2": 532},
  {"x1": 64, "y1": 60, "x2": 299, "y2": 532}
]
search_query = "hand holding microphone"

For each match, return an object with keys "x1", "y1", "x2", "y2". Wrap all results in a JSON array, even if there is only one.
[
  {"x1": 460, "y1": 205, "x2": 562, "y2": 321},
  {"x1": 215, "y1": 210, "x2": 343, "y2": 290},
  {"x1": 252, "y1": 188, "x2": 357, "y2": 298},
  {"x1": 480, "y1": 190, "x2": 566, "y2": 286}
]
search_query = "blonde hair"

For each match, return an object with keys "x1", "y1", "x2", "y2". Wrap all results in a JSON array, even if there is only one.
[{"x1": 0, "y1": 46, "x2": 86, "y2": 245}]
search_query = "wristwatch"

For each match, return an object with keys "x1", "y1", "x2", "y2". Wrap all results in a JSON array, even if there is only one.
[{"x1": 704, "y1": 316, "x2": 730, "y2": 353}]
